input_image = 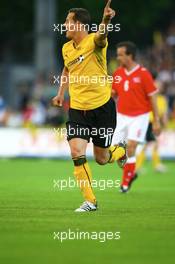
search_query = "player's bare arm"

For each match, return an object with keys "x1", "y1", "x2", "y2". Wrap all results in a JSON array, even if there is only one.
[
  {"x1": 149, "y1": 94, "x2": 161, "y2": 136},
  {"x1": 111, "y1": 89, "x2": 116, "y2": 98},
  {"x1": 52, "y1": 67, "x2": 69, "y2": 107},
  {"x1": 94, "y1": 0, "x2": 116, "y2": 47}
]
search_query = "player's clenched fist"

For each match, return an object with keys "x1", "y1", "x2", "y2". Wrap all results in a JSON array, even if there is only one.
[
  {"x1": 52, "y1": 94, "x2": 64, "y2": 107},
  {"x1": 103, "y1": 0, "x2": 116, "y2": 21}
]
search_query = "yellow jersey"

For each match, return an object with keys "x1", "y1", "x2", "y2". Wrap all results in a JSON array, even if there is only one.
[{"x1": 62, "y1": 33, "x2": 111, "y2": 110}]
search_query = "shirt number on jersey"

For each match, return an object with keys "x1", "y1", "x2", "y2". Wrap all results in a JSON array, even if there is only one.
[
  {"x1": 124, "y1": 80, "x2": 129, "y2": 91},
  {"x1": 102, "y1": 133, "x2": 113, "y2": 147}
]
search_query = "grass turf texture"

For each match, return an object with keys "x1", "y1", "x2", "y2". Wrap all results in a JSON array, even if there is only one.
[{"x1": 0, "y1": 159, "x2": 175, "y2": 264}]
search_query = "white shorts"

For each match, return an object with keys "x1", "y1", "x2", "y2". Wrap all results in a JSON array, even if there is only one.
[{"x1": 112, "y1": 112, "x2": 150, "y2": 144}]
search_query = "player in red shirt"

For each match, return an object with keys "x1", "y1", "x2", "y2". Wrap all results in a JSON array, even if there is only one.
[{"x1": 112, "y1": 41, "x2": 161, "y2": 192}]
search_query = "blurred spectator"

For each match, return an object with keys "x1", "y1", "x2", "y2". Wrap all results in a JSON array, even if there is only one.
[
  {"x1": 0, "y1": 96, "x2": 9, "y2": 126},
  {"x1": 1, "y1": 20, "x2": 175, "y2": 130},
  {"x1": 168, "y1": 101, "x2": 175, "y2": 129},
  {"x1": 22, "y1": 100, "x2": 47, "y2": 126},
  {"x1": 46, "y1": 106, "x2": 65, "y2": 126},
  {"x1": 17, "y1": 82, "x2": 31, "y2": 111},
  {"x1": 158, "y1": 68, "x2": 175, "y2": 111}
]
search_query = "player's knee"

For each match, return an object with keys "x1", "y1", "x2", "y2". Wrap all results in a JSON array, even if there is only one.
[
  {"x1": 95, "y1": 156, "x2": 107, "y2": 165},
  {"x1": 127, "y1": 143, "x2": 137, "y2": 157},
  {"x1": 71, "y1": 147, "x2": 84, "y2": 158}
]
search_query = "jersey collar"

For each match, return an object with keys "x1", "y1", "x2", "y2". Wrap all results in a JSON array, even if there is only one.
[
  {"x1": 124, "y1": 64, "x2": 140, "y2": 76},
  {"x1": 72, "y1": 33, "x2": 89, "y2": 50}
]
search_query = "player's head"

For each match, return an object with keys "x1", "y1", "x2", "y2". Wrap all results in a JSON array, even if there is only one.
[
  {"x1": 64, "y1": 8, "x2": 91, "y2": 39},
  {"x1": 116, "y1": 41, "x2": 137, "y2": 67}
]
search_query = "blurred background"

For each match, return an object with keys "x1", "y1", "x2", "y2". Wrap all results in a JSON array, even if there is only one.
[{"x1": 0, "y1": 0, "x2": 175, "y2": 158}]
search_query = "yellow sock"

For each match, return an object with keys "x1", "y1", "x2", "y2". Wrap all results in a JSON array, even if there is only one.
[
  {"x1": 136, "y1": 150, "x2": 146, "y2": 171},
  {"x1": 108, "y1": 145, "x2": 125, "y2": 163},
  {"x1": 152, "y1": 149, "x2": 161, "y2": 168},
  {"x1": 74, "y1": 161, "x2": 96, "y2": 204}
]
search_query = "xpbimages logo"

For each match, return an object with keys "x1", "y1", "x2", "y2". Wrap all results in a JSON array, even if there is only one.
[
  {"x1": 53, "y1": 177, "x2": 120, "y2": 191},
  {"x1": 53, "y1": 23, "x2": 121, "y2": 35},
  {"x1": 53, "y1": 229, "x2": 121, "y2": 243}
]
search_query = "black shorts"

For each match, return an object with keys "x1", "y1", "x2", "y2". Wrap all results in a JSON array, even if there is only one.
[
  {"x1": 146, "y1": 122, "x2": 156, "y2": 142},
  {"x1": 66, "y1": 98, "x2": 116, "y2": 148}
]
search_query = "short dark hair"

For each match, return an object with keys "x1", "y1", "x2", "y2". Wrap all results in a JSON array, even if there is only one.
[
  {"x1": 68, "y1": 8, "x2": 91, "y2": 27},
  {"x1": 117, "y1": 41, "x2": 137, "y2": 60}
]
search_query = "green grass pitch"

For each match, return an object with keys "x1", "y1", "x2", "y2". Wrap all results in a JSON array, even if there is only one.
[{"x1": 0, "y1": 159, "x2": 175, "y2": 264}]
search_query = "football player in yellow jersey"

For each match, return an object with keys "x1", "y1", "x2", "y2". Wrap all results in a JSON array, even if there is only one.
[
  {"x1": 136, "y1": 78, "x2": 168, "y2": 173},
  {"x1": 52, "y1": 0, "x2": 127, "y2": 212}
]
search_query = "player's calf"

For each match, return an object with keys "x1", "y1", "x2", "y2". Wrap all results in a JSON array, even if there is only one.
[
  {"x1": 120, "y1": 173, "x2": 138, "y2": 193},
  {"x1": 120, "y1": 156, "x2": 137, "y2": 193},
  {"x1": 72, "y1": 155, "x2": 97, "y2": 211}
]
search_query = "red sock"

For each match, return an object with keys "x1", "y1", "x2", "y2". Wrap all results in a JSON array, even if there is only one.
[{"x1": 122, "y1": 162, "x2": 136, "y2": 187}]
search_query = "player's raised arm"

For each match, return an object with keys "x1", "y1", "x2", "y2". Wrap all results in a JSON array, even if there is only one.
[
  {"x1": 52, "y1": 67, "x2": 69, "y2": 107},
  {"x1": 94, "y1": 0, "x2": 116, "y2": 48}
]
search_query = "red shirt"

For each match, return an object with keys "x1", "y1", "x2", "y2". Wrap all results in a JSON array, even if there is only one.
[{"x1": 112, "y1": 65, "x2": 158, "y2": 116}]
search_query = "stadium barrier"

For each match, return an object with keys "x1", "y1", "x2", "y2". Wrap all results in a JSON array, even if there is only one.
[{"x1": 0, "y1": 128, "x2": 175, "y2": 159}]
